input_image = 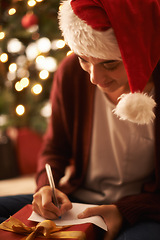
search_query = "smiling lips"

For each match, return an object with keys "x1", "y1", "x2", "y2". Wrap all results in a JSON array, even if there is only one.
[{"x1": 98, "y1": 80, "x2": 114, "y2": 88}]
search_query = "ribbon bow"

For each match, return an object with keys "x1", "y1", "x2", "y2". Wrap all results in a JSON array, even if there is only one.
[{"x1": 0, "y1": 216, "x2": 86, "y2": 240}]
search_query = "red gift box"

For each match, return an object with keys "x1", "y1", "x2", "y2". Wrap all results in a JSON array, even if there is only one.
[{"x1": 0, "y1": 204, "x2": 105, "y2": 240}]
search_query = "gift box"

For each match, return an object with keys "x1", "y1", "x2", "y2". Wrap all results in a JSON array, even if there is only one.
[{"x1": 0, "y1": 204, "x2": 105, "y2": 240}]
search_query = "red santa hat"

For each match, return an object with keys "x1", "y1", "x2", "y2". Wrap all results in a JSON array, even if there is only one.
[{"x1": 59, "y1": 0, "x2": 160, "y2": 124}]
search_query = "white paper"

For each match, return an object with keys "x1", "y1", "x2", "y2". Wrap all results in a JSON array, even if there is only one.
[{"x1": 28, "y1": 202, "x2": 107, "y2": 231}]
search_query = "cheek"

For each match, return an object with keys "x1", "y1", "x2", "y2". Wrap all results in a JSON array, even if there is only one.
[{"x1": 112, "y1": 66, "x2": 129, "y2": 85}]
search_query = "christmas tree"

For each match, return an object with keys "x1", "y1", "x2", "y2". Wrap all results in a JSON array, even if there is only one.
[{"x1": 0, "y1": 0, "x2": 70, "y2": 134}]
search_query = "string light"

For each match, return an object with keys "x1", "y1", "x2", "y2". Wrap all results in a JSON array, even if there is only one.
[
  {"x1": 31, "y1": 83, "x2": 42, "y2": 95},
  {"x1": 56, "y1": 40, "x2": 65, "y2": 49},
  {"x1": 7, "y1": 38, "x2": 24, "y2": 53},
  {"x1": 39, "y1": 69, "x2": 49, "y2": 80},
  {"x1": 52, "y1": 39, "x2": 65, "y2": 50},
  {"x1": 8, "y1": 8, "x2": 16, "y2": 15},
  {"x1": 36, "y1": 55, "x2": 45, "y2": 64},
  {"x1": 16, "y1": 105, "x2": 25, "y2": 116},
  {"x1": 36, "y1": 56, "x2": 57, "y2": 72},
  {"x1": 9, "y1": 63, "x2": 17, "y2": 72},
  {"x1": 35, "y1": 56, "x2": 45, "y2": 70},
  {"x1": 0, "y1": 53, "x2": 8, "y2": 63},
  {"x1": 27, "y1": 0, "x2": 37, "y2": 7},
  {"x1": 26, "y1": 42, "x2": 39, "y2": 60},
  {"x1": 40, "y1": 102, "x2": 52, "y2": 118},
  {"x1": 15, "y1": 77, "x2": 30, "y2": 91},
  {"x1": 36, "y1": 37, "x2": 51, "y2": 53},
  {"x1": 59, "y1": 4, "x2": 63, "y2": 11},
  {"x1": 44, "y1": 57, "x2": 57, "y2": 72},
  {"x1": 15, "y1": 81, "x2": 23, "y2": 91},
  {"x1": 67, "y1": 50, "x2": 73, "y2": 56},
  {"x1": 20, "y1": 77, "x2": 30, "y2": 88},
  {"x1": 36, "y1": 0, "x2": 44, "y2": 2},
  {"x1": 0, "y1": 32, "x2": 5, "y2": 40}
]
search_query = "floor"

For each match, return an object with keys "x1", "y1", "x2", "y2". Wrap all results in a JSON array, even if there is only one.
[{"x1": 0, "y1": 175, "x2": 36, "y2": 196}]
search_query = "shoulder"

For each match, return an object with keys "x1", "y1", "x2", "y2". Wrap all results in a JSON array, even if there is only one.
[
  {"x1": 57, "y1": 53, "x2": 82, "y2": 75},
  {"x1": 54, "y1": 53, "x2": 90, "y2": 90}
]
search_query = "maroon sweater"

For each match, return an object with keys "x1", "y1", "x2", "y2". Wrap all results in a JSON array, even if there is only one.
[{"x1": 36, "y1": 53, "x2": 160, "y2": 225}]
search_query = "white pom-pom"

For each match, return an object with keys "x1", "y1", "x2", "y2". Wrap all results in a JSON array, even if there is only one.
[{"x1": 113, "y1": 92, "x2": 156, "y2": 124}]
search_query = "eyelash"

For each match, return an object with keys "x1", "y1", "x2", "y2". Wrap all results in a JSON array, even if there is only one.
[
  {"x1": 102, "y1": 63, "x2": 120, "y2": 71},
  {"x1": 78, "y1": 58, "x2": 121, "y2": 72}
]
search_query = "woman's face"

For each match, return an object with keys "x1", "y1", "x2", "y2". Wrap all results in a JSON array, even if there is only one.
[{"x1": 78, "y1": 55, "x2": 129, "y2": 94}]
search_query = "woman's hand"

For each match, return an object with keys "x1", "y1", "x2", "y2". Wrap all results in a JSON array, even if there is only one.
[
  {"x1": 32, "y1": 186, "x2": 72, "y2": 219},
  {"x1": 78, "y1": 204, "x2": 123, "y2": 240}
]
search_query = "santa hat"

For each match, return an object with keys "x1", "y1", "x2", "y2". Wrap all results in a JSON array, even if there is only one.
[{"x1": 58, "y1": 0, "x2": 160, "y2": 124}]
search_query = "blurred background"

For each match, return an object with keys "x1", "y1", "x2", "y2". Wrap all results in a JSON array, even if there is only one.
[
  {"x1": 0, "y1": 0, "x2": 70, "y2": 186},
  {"x1": 0, "y1": 0, "x2": 70, "y2": 134}
]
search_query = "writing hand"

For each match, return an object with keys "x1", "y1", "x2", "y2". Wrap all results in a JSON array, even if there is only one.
[{"x1": 32, "y1": 186, "x2": 72, "y2": 219}]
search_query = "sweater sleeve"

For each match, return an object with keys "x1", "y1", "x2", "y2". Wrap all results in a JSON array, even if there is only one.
[
  {"x1": 36, "y1": 54, "x2": 79, "y2": 190},
  {"x1": 115, "y1": 190, "x2": 160, "y2": 225}
]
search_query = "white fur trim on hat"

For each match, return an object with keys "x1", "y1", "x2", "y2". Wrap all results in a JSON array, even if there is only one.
[
  {"x1": 113, "y1": 92, "x2": 156, "y2": 125},
  {"x1": 58, "y1": 0, "x2": 121, "y2": 60}
]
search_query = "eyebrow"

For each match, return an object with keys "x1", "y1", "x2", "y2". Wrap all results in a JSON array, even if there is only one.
[{"x1": 77, "y1": 55, "x2": 120, "y2": 64}]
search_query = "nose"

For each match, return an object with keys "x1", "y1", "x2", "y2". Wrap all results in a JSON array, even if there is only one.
[{"x1": 90, "y1": 64, "x2": 104, "y2": 85}]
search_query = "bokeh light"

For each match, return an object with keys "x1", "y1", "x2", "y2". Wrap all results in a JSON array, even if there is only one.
[
  {"x1": 9, "y1": 63, "x2": 17, "y2": 72},
  {"x1": 20, "y1": 77, "x2": 30, "y2": 88},
  {"x1": 0, "y1": 53, "x2": 8, "y2": 63},
  {"x1": 0, "y1": 32, "x2": 5, "y2": 40},
  {"x1": 8, "y1": 8, "x2": 16, "y2": 15},
  {"x1": 36, "y1": 37, "x2": 51, "y2": 53},
  {"x1": 39, "y1": 70, "x2": 49, "y2": 80},
  {"x1": 26, "y1": 42, "x2": 39, "y2": 60},
  {"x1": 31, "y1": 83, "x2": 42, "y2": 94},
  {"x1": 27, "y1": 0, "x2": 36, "y2": 7},
  {"x1": 16, "y1": 105, "x2": 25, "y2": 116},
  {"x1": 7, "y1": 38, "x2": 24, "y2": 53}
]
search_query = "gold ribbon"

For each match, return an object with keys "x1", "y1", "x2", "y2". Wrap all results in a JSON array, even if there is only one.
[{"x1": 0, "y1": 217, "x2": 86, "y2": 240}]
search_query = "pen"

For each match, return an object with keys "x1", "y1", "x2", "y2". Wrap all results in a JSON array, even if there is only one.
[{"x1": 45, "y1": 163, "x2": 60, "y2": 209}]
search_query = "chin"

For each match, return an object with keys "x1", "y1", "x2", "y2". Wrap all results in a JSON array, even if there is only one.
[{"x1": 98, "y1": 85, "x2": 116, "y2": 94}]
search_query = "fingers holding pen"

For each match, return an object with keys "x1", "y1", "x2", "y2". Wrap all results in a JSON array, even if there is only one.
[
  {"x1": 32, "y1": 186, "x2": 72, "y2": 220},
  {"x1": 56, "y1": 188, "x2": 72, "y2": 215},
  {"x1": 32, "y1": 186, "x2": 61, "y2": 219}
]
